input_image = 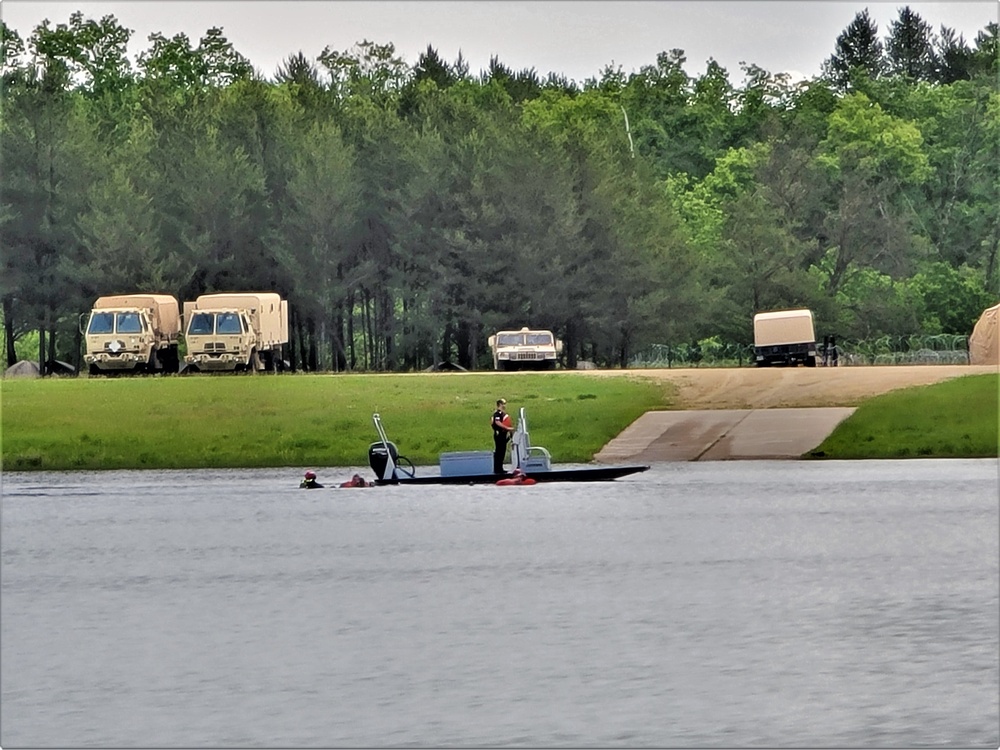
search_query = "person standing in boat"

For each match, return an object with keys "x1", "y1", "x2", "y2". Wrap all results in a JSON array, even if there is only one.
[{"x1": 491, "y1": 398, "x2": 515, "y2": 474}]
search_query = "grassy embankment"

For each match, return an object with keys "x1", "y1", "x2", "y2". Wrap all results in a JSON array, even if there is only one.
[
  {"x1": 811, "y1": 373, "x2": 998, "y2": 459},
  {"x1": 2, "y1": 371, "x2": 996, "y2": 471},
  {"x1": 0, "y1": 372, "x2": 669, "y2": 471}
]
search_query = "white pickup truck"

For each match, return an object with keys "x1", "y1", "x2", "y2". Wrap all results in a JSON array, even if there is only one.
[{"x1": 488, "y1": 327, "x2": 562, "y2": 371}]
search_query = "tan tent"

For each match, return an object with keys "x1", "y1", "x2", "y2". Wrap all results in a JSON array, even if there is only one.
[
  {"x1": 3, "y1": 360, "x2": 41, "y2": 378},
  {"x1": 969, "y1": 302, "x2": 1000, "y2": 366}
]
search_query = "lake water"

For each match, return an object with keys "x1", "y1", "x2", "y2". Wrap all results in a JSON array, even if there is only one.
[{"x1": 2, "y1": 460, "x2": 997, "y2": 748}]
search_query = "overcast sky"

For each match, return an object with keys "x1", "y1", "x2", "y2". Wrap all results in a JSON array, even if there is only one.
[{"x1": 3, "y1": 1, "x2": 997, "y2": 84}]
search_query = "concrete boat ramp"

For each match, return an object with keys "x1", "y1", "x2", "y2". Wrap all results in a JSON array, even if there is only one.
[{"x1": 596, "y1": 408, "x2": 856, "y2": 462}]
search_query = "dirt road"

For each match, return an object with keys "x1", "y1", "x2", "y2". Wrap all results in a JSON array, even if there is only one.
[{"x1": 584, "y1": 364, "x2": 996, "y2": 410}]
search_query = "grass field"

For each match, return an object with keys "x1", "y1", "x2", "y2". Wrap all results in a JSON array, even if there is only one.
[
  {"x1": 810, "y1": 373, "x2": 998, "y2": 459},
  {"x1": 0, "y1": 372, "x2": 668, "y2": 471},
  {"x1": 2, "y1": 371, "x2": 995, "y2": 471}
]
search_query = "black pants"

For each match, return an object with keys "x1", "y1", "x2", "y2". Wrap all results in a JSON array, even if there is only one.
[{"x1": 493, "y1": 435, "x2": 508, "y2": 474}]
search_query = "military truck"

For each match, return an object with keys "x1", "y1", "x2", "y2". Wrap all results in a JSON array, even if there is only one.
[
  {"x1": 183, "y1": 292, "x2": 288, "y2": 372},
  {"x1": 753, "y1": 309, "x2": 818, "y2": 367},
  {"x1": 83, "y1": 294, "x2": 181, "y2": 376},
  {"x1": 488, "y1": 327, "x2": 562, "y2": 371}
]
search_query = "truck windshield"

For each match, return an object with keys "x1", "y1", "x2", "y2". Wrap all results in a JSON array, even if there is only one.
[
  {"x1": 87, "y1": 312, "x2": 115, "y2": 335},
  {"x1": 496, "y1": 332, "x2": 552, "y2": 346},
  {"x1": 116, "y1": 312, "x2": 143, "y2": 334},
  {"x1": 188, "y1": 313, "x2": 214, "y2": 335},
  {"x1": 216, "y1": 313, "x2": 243, "y2": 335}
]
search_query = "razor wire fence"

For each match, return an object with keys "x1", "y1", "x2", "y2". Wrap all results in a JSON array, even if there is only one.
[
  {"x1": 628, "y1": 342, "x2": 755, "y2": 368},
  {"x1": 842, "y1": 333, "x2": 971, "y2": 365},
  {"x1": 628, "y1": 334, "x2": 971, "y2": 368}
]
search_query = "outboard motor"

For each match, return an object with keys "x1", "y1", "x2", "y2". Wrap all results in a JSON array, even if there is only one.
[
  {"x1": 368, "y1": 440, "x2": 399, "y2": 479},
  {"x1": 369, "y1": 413, "x2": 416, "y2": 481}
]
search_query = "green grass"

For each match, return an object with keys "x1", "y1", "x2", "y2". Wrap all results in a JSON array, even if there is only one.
[
  {"x1": 809, "y1": 373, "x2": 998, "y2": 459},
  {"x1": 0, "y1": 372, "x2": 668, "y2": 471},
  {"x1": 4, "y1": 371, "x2": 996, "y2": 471}
]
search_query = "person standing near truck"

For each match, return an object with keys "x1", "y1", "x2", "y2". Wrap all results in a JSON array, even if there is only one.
[{"x1": 491, "y1": 398, "x2": 515, "y2": 474}]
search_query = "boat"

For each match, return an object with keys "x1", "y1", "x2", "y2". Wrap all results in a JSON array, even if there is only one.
[{"x1": 368, "y1": 409, "x2": 649, "y2": 486}]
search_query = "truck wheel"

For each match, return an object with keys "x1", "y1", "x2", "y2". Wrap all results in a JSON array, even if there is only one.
[
  {"x1": 161, "y1": 346, "x2": 179, "y2": 373},
  {"x1": 88, "y1": 364, "x2": 102, "y2": 377},
  {"x1": 144, "y1": 351, "x2": 160, "y2": 374},
  {"x1": 805, "y1": 356, "x2": 816, "y2": 367}
]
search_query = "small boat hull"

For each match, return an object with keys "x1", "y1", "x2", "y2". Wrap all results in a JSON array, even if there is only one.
[
  {"x1": 375, "y1": 464, "x2": 649, "y2": 486},
  {"x1": 369, "y1": 411, "x2": 649, "y2": 487}
]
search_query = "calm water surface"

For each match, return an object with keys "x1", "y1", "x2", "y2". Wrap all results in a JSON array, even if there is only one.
[{"x1": 2, "y1": 460, "x2": 997, "y2": 748}]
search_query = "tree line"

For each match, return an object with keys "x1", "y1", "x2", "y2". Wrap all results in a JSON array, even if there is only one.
[{"x1": 1, "y1": 7, "x2": 997, "y2": 372}]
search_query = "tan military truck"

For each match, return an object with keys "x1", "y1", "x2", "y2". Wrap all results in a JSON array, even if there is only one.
[
  {"x1": 753, "y1": 309, "x2": 818, "y2": 367},
  {"x1": 183, "y1": 292, "x2": 288, "y2": 372},
  {"x1": 83, "y1": 294, "x2": 181, "y2": 376},
  {"x1": 488, "y1": 327, "x2": 562, "y2": 371}
]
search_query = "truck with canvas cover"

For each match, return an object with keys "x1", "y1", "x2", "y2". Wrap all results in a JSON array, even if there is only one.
[
  {"x1": 753, "y1": 309, "x2": 818, "y2": 367},
  {"x1": 83, "y1": 294, "x2": 181, "y2": 375},
  {"x1": 183, "y1": 292, "x2": 288, "y2": 372},
  {"x1": 488, "y1": 327, "x2": 562, "y2": 371}
]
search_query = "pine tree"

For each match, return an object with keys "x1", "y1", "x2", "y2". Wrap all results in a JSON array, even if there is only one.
[
  {"x1": 412, "y1": 45, "x2": 456, "y2": 88},
  {"x1": 934, "y1": 26, "x2": 973, "y2": 83},
  {"x1": 823, "y1": 9, "x2": 885, "y2": 90},
  {"x1": 886, "y1": 6, "x2": 937, "y2": 81}
]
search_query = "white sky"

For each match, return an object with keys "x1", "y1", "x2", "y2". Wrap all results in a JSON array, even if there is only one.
[{"x1": 2, "y1": 1, "x2": 997, "y2": 84}]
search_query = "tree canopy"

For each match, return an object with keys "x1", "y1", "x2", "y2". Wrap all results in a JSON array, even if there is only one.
[{"x1": 2, "y1": 8, "x2": 998, "y2": 372}]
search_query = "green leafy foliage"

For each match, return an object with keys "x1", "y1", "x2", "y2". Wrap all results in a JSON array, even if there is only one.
[{"x1": 1, "y1": 9, "x2": 997, "y2": 374}]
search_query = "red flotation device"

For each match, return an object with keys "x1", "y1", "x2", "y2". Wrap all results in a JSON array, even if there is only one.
[{"x1": 496, "y1": 470, "x2": 536, "y2": 486}]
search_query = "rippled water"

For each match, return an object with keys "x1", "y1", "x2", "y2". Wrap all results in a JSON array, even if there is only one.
[{"x1": 2, "y1": 460, "x2": 997, "y2": 748}]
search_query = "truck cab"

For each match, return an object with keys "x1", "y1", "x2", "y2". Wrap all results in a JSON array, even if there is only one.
[
  {"x1": 183, "y1": 293, "x2": 288, "y2": 372},
  {"x1": 83, "y1": 294, "x2": 181, "y2": 375},
  {"x1": 184, "y1": 308, "x2": 257, "y2": 371},
  {"x1": 488, "y1": 327, "x2": 562, "y2": 371}
]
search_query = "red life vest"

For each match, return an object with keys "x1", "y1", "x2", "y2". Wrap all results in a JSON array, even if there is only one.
[{"x1": 496, "y1": 473, "x2": 536, "y2": 486}]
